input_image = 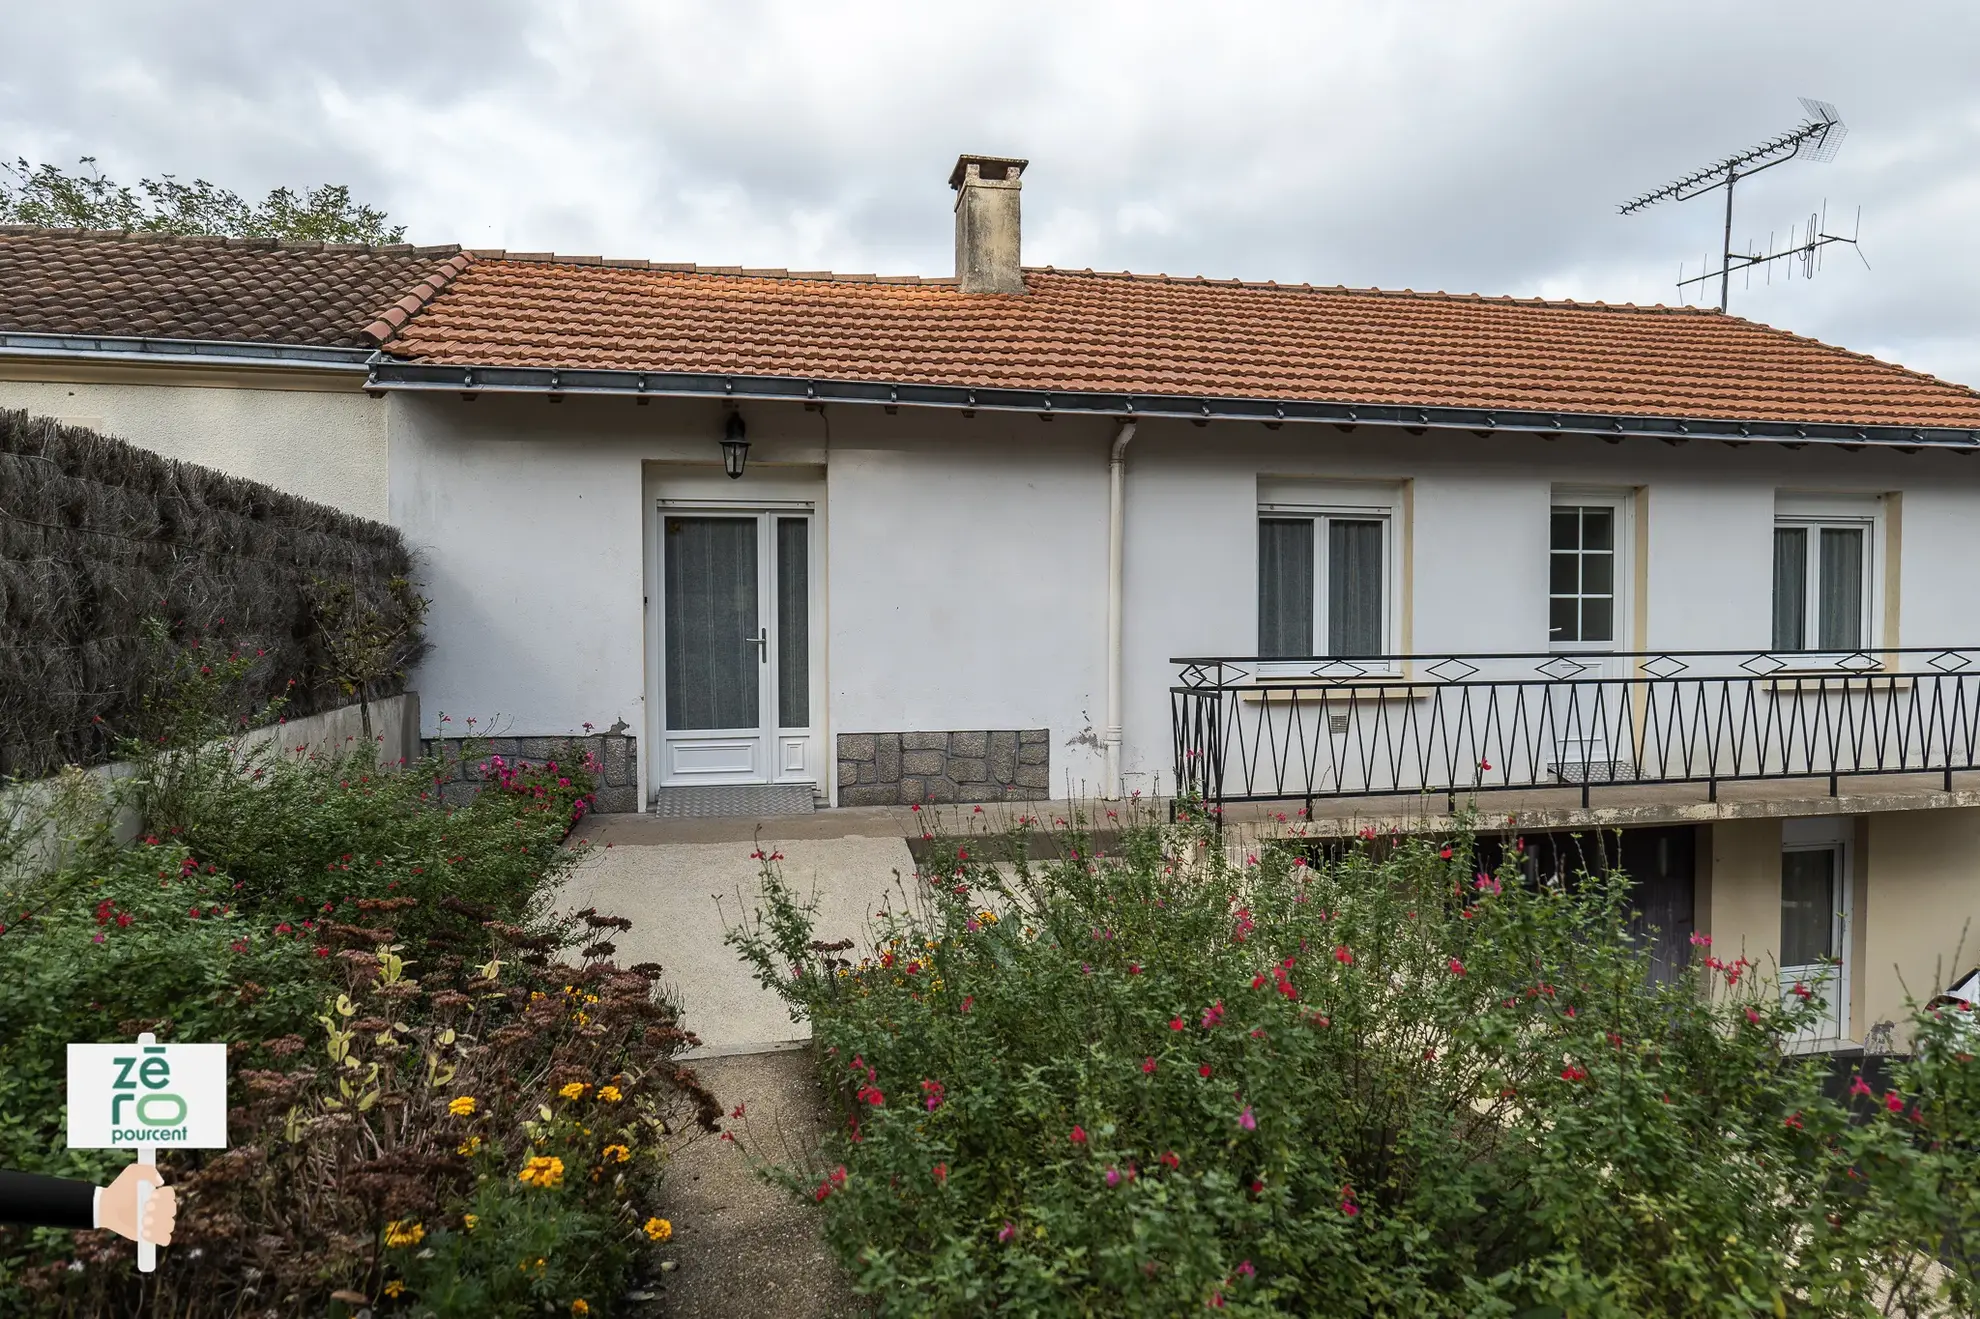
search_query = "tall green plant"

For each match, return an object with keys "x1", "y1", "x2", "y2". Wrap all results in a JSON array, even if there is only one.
[{"x1": 733, "y1": 810, "x2": 1978, "y2": 1317}]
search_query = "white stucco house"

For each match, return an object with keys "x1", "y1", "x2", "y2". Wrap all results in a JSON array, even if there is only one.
[{"x1": 9, "y1": 155, "x2": 1980, "y2": 1049}]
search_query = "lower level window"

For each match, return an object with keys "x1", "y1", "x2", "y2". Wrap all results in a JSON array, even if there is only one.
[{"x1": 1259, "y1": 514, "x2": 1387, "y2": 658}]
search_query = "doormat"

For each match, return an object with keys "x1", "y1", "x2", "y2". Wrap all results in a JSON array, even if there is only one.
[{"x1": 649, "y1": 783, "x2": 817, "y2": 819}]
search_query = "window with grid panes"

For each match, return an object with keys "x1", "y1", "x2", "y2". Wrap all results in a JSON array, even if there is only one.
[{"x1": 1549, "y1": 506, "x2": 1615, "y2": 646}]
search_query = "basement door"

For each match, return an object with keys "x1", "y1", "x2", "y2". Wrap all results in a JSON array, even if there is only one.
[{"x1": 656, "y1": 507, "x2": 818, "y2": 788}]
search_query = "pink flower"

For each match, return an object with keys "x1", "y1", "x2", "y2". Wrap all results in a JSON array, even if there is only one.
[
  {"x1": 1745, "y1": 1008, "x2": 1761, "y2": 1025},
  {"x1": 1791, "y1": 982, "x2": 1812, "y2": 999},
  {"x1": 90, "y1": 932, "x2": 105, "y2": 944},
  {"x1": 1104, "y1": 1166, "x2": 1122, "y2": 1187},
  {"x1": 1237, "y1": 1105, "x2": 1256, "y2": 1131},
  {"x1": 1688, "y1": 931, "x2": 1713, "y2": 947},
  {"x1": 997, "y1": 1221, "x2": 1016, "y2": 1242},
  {"x1": 1200, "y1": 1001, "x2": 1225, "y2": 1029},
  {"x1": 1236, "y1": 1260, "x2": 1255, "y2": 1279},
  {"x1": 1849, "y1": 1075, "x2": 1873, "y2": 1098},
  {"x1": 1884, "y1": 1091, "x2": 1905, "y2": 1114}
]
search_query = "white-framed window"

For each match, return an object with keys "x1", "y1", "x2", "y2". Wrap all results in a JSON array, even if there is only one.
[
  {"x1": 1257, "y1": 481, "x2": 1399, "y2": 661},
  {"x1": 1549, "y1": 503, "x2": 1618, "y2": 648},
  {"x1": 1772, "y1": 495, "x2": 1878, "y2": 655}
]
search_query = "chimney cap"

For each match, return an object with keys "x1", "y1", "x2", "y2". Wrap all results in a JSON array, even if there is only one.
[{"x1": 949, "y1": 154, "x2": 1029, "y2": 190}]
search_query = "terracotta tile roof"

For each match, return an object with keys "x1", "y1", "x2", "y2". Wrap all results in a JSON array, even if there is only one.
[
  {"x1": 377, "y1": 257, "x2": 1980, "y2": 429},
  {"x1": 0, "y1": 227, "x2": 470, "y2": 348}
]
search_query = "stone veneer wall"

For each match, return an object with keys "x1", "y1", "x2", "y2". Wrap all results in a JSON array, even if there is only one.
[
  {"x1": 422, "y1": 734, "x2": 639, "y2": 814},
  {"x1": 837, "y1": 730, "x2": 1049, "y2": 806}
]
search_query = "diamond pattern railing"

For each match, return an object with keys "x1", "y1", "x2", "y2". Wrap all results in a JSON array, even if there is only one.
[{"x1": 1170, "y1": 648, "x2": 1980, "y2": 811}]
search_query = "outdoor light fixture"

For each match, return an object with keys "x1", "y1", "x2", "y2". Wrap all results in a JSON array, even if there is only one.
[{"x1": 720, "y1": 413, "x2": 749, "y2": 479}]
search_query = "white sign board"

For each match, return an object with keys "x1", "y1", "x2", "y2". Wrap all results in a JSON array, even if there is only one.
[{"x1": 67, "y1": 1040, "x2": 228, "y2": 1150}]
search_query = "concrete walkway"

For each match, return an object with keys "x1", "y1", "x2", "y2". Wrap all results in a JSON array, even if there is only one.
[{"x1": 560, "y1": 809, "x2": 927, "y2": 1053}]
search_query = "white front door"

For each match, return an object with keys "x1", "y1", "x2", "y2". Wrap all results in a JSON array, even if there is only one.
[
  {"x1": 1781, "y1": 820, "x2": 1852, "y2": 1046},
  {"x1": 657, "y1": 507, "x2": 817, "y2": 788}
]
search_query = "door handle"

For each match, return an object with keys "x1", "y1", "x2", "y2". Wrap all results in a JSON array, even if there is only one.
[{"x1": 747, "y1": 627, "x2": 767, "y2": 661}]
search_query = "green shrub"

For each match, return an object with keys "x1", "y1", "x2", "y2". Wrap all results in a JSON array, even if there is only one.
[
  {"x1": 734, "y1": 808, "x2": 1979, "y2": 1317},
  {"x1": 0, "y1": 665, "x2": 704, "y2": 1316}
]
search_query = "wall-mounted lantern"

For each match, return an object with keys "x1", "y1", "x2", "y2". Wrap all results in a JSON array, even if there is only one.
[{"x1": 720, "y1": 413, "x2": 749, "y2": 479}]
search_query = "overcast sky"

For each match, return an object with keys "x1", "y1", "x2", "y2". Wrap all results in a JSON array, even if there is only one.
[{"x1": 5, "y1": 1, "x2": 1978, "y2": 384}]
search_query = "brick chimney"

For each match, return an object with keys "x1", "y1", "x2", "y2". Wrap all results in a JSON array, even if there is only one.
[{"x1": 949, "y1": 154, "x2": 1028, "y2": 294}]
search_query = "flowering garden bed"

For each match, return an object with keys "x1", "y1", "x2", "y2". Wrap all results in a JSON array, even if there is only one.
[
  {"x1": 736, "y1": 808, "x2": 1980, "y2": 1317},
  {"x1": 0, "y1": 674, "x2": 712, "y2": 1316}
]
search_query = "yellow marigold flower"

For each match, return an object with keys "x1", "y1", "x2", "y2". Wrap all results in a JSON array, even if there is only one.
[
  {"x1": 602, "y1": 1143, "x2": 631, "y2": 1163},
  {"x1": 572, "y1": 1302, "x2": 591, "y2": 1317},
  {"x1": 448, "y1": 1095, "x2": 478, "y2": 1117},
  {"x1": 643, "y1": 1216, "x2": 673, "y2": 1242},
  {"x1": 384, "y1": 1279, "x2": 406, "y2": 1297},
  {"x1": 575, "y1": 1011, "x2": 591, "y2": 1026},
  {"x1": 559, "y1": 1081, "x2": 589, "y2": 1100},
  {"x1": 518, "y1": 1155, "x2": 566, "y2": 1189},
  {"x1": 584, "y1": 993, "x2": 599, "y2": 1004},
  {"x1": 530, "y1": 990, "x2": 545, "y2": 1001},
  {"x1": 596, "y1": 1085, "x2": 623, "y2": 1103},
  {"x1": 384, "y1": 1220, "x2": 425, "y2": 1248},
  {"x1": 458, "y1": 1134, "x2": 483, "y2": 1156},
  {"x1": 463, "y1": 1213, "x2": 479, "y2": 1230}
]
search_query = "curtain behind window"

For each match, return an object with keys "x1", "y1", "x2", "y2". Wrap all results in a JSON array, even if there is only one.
[
  {"x1": 1258, "y1": 519, "x2": 1313, "y2": 657},
  {"x1": 1817, "y1": 527, "x2": 1864, "y2": 651},
  {"x1": 1327, "y1": 520, "x2": 1384, "y2": 656},
  {"x1": 1772, "y1": 527, "x2": 1807, "y2": 651},
  {"x1": 664, "y1": 517, "x2": 758, "y2": 730}
]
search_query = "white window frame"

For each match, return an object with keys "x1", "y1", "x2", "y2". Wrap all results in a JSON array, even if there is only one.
[
  {"x1": 1256, "y1": 479, "x2": 1402, "y2": 674},
  {"x1": 1549, "y1": 488, "x2": 1632, "y2": 654},
  {"x1": 1772, "y1": 493, "x2": 1881, "y2": 662},
  {"x1": 1780, "y1": 816, "x2": 1853, "y2": 1049}
]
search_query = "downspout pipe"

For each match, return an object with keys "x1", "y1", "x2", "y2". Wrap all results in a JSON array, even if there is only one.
[{"x1": 1105, "y1": 420, "x2": 1137, "y2": 799}]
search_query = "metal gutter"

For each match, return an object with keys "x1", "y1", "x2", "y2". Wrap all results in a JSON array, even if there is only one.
[
  {"x1": 363, "y1": 359, "x2": 1980, "y2": 449},
  {"x1": 0, "y1": 332, "x2": 375, "y2": 372}
]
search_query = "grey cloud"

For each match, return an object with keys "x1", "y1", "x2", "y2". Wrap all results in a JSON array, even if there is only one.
[{"x1": 2, "y1": 0, "x2": 1977, "y2": 382}]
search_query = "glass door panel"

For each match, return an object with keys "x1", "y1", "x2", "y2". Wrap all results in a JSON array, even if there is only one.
[{"x1": 663, "y1": 517, "x2": 759, "y2": 732}]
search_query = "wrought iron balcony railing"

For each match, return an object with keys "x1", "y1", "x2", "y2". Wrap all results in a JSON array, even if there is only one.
[{"x1": 1170, "y1": 648, "x2": 1980, "y2": 811}]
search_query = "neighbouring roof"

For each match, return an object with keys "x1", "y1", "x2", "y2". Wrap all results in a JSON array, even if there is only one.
[
  {"x1": 373, "y1": 256, "x2": 1980, "y2": 431},
  {"x1": 0, "y1": 227, "x2": 469, "y2": 348}
]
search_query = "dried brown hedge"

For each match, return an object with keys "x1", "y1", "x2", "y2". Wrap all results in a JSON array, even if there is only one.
[{"x1": 0, "y1": 408, "x2": 425, "y2": 776}]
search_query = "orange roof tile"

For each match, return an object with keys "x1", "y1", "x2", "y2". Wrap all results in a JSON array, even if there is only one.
[{"x1": 376, "y1": 258, "x2": 1980, "y2": 430}]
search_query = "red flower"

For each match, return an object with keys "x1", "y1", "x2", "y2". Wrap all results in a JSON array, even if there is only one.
[
  {"x1": 814, "y1": 1182, "x2": 832, "y2": 1202},
  {"x1": 1069, "y1": 1124, "x2": 1087, "y2": 1145},
  {"x1": 1791, "y1": 982, "x2": 1812, "y2": 999},
  {"x1": 1479, "y1": 759, "x2": 1492, "y2": 771},
  {"x1": 1884, "y1": 1091, "x2": 1905, "y2": 1114},
  {"x1": 1438, "y1": 846, "x2": 1453, "y2": 860},
  {"x1": 1199, "y1": 1063, "x2": 1213, "y2": 1078},
  {"x1": 1250, "y1": 975, "x2": 1267, "y2": 990},
  {"x1": 1849, "y1": 1075, "x2": 1873, "y2": 1098},
  {"x1": 1142, "y1": 1057, "x2": 1157, "y2": 1074},
  {"x1": 1159, "y1": 1150, "x2": 1180, "y2": 1170},
  {"x1": 932, "y1": 1162, "x2": 948, "y2": 1184},
  {"x1": 1169, "y1": 1016, "x2": 1185, "y2": 1031},
  {"x1": 1784, "y1": 1112, "x2": 1804, "y2": 1130},
  {"x1": 1333, "y1": 945, "x2": 1354, "y2": 966},
  {"x1": 1447, "y1": 958, "x2": 1465, "y2": 976},
  {"x1": 1559, "y1": 1064, "x2": 1588, "y2": 1082}
]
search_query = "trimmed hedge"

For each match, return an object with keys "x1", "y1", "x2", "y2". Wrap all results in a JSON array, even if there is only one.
[{"x1": 0, "y1": 408, "x2": 425, "y2": 776}]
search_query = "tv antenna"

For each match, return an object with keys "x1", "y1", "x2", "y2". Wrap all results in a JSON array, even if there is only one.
[{"x1": 1620, "y1": 98, "x2": 1863, "y2": 312}]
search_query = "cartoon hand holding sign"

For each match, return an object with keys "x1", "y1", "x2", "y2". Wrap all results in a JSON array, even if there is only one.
[{"x1": 61, "y1": 1032, "x2": 227, "y2": 1271}]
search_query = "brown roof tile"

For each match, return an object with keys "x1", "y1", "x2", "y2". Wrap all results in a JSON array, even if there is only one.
[
  {"x1": 381, "y1": 259, "x2": 1980, "y2": 429},
  {"x1": 0, "y1": 228, "x2": 468, "y2": 348}
]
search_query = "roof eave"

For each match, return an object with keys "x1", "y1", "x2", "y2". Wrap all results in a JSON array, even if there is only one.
[
  {"x1": 0, "y1": 331, "x2": 376, "y2": 372},
  {"x1": 362, "y1": 359, "x2": 1980, "y2": 450}
]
